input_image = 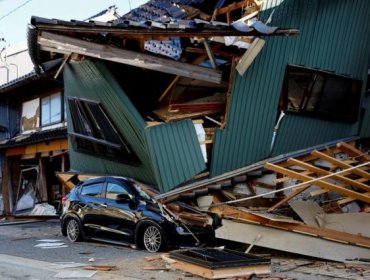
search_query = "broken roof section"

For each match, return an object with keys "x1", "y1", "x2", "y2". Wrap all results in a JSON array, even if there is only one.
[
  {"x1": 28, "y1": 0, "x2": 299, "y2": 193},
  {"x1": 29, "y1": 0, "x2": 298, "y2": 71}
]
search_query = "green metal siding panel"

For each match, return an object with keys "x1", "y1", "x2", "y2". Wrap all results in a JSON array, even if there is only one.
[
  {"x1": 272, "y1": 115, "x2": 359, "y2": 156},
  {"x1": 64, "y1": 60, "x2": 205, "y2": 192},
  {"x1": 210, "y1": 0, "x2": 370, "y2": 177},
  {"x1": 145, "y1": 120, "x2": 206, "y2": 192},
  {"x1": 64, "y1": 60, "x2": 157, "y2": 184}
]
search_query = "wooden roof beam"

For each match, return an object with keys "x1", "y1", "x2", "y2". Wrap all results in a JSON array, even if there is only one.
[
  {"x1": 337, "y1": 141, "x2": 370, "y2": 161},
  {"x1": 288, "y1": 158, "x2": 370, "y2": 193},
  {"x1": 38, "y1": 31, "x2": 223, "y2": 84},
  {"x1": 311, "y1": 150, "x2": 370, "y2": 180},
  {"x1": 265, "y1": 162, "x2": 370, "y2": 203}
]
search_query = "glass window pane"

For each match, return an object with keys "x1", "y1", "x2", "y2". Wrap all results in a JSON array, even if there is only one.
[
  {"x1": 41, "y1": 96, "x2": 50, "y2": 126},
  {"x1": 81, "y1": 184, "x2": 103, "y2": 197},
  {"x1": 21, "y1": 98, "x2": 40, "y2": 131},
  {"x1": 50, "y1": 92, "x2": 61, "y2": 123},
  {"x1": 106, "y1": 183, "x2": 128, "y2": 200}
]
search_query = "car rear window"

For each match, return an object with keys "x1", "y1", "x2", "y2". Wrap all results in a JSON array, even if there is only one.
[{"x1": 81, "y1": 183, "x2": 103, "y2": 197}]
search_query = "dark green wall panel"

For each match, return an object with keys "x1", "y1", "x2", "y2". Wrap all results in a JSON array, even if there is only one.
[
  {"x1": 64, "y1": 60, "x2": 205, "y2": 192},
  {"x1": 210, "y1": 0, "x2": 370, "y2": 176},
  {"x1": 145, "y1": 120, "x2": 206, "y2": 192}
]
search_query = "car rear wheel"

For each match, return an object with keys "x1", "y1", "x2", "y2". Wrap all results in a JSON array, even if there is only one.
[
  {"x1": 143, "y1": 224, "x2": 164, "y2": 253},
  {"x1": 66, "y1": 218, "x2": 83, "y2": 242}
]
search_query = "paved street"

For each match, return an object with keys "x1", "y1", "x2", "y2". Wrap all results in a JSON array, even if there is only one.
[
  {"x1": 0, "y1": 219, "x2": 200, "y2": 279},
  {"x1": 0, "y1": 219, "x2": 369, "y2": 280}
]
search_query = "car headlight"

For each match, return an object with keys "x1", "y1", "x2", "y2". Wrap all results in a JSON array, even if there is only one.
[{"x1": 176, "y1": 226, "x2": 186, "y2": 234}]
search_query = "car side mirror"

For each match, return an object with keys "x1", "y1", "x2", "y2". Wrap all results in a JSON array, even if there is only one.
[{"x1": 116, "y1": 193, "x2": 133, "y2": 203}]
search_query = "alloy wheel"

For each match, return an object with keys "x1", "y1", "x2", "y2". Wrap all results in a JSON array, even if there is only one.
[
  {"x1": 66, "y1": 219, "x2": 80, "y2": 242},
  {"x1": 143, "y1": 225, "x2": 162, "y2": 252}
]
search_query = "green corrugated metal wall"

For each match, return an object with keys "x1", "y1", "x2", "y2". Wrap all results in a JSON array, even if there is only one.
[
  {"x1": 64, "y1": 60, "x2": 205, "y2": 192},
  {"x1": 210, "y1": 0, "x2": 370, "y2": 177},
  {"x1": 64, "y1": 61, "x2": 155, "y2": 184},
  {"x1": 145, "y1": 121, "x2": 205, "y2": 189}
]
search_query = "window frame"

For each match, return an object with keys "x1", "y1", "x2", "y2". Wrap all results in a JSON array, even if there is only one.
[
  {"x1": 67, "y1": 97, "x2": 141, "y2": 165},
  {"x1": 40, "y1": 91, "x2": 63, "y2": 127},
  {"x1": 280, "y1": 64, "x2": 362, "y2": 123}
]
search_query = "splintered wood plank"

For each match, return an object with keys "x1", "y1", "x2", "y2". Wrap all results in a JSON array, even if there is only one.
[
  {"x1": 288, "y1": 158, "x2": 370, "y2": 193},
  {"x1": 264, "y1": 162, "x2": 370, "y2": 203},
  {"x1": 311, "y1": 150, "x2": 370, "y2": 179}
]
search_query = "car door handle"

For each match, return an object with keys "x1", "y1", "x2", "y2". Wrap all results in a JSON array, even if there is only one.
[{"x1": 99, "y1": 203, "x2": 108, "y2": 208}]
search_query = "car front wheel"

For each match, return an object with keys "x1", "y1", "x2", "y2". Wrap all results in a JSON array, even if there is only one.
[
  {"x1": 66, "y1": 218, "x2": 83, "y2": 242},
  {"x1": 143, "y1": 224, "x2": 164, "y2": 253}
]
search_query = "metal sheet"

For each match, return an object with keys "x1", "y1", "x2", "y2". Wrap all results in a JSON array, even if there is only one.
[
  {"x1": 210, "y1": 0, "x2": 370, "y2": 177},
  {"x1": 64, "y1": 61, "x2": 205, "y2": 192}
]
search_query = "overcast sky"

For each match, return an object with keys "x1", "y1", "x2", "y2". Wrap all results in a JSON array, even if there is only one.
[{"x1": 0, "y1": 0, "x2": 147, "y2": 46}]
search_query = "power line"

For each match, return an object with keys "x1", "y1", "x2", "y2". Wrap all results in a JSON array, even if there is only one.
[{"x1": 0, "y1": 0, "x2": 33, "y2": 22}]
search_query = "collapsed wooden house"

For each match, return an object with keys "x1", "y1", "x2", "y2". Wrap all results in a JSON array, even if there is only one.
[
  {"x1": 17, "y1": 0, "x2": 370, "y2": 195},
  {"x1": 1, "y1": 0, "x2": 370, "y2": 264},
  {"x1": 21, "y1": 0, "x2": 301, "y2": 196},
  {"x1": 155, "y1": 141, "x2": 370, "y2": 262}
]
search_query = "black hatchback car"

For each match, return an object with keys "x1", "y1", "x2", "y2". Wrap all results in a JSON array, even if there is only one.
[{"x1": 61, "y1": 176, "x2": 218, "y2": 252}]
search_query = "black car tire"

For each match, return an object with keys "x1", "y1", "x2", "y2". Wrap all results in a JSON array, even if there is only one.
[
  {"x1": 66, "y1": 217, "x2": 84, "y2": 242},
  {"x1": 142, "y1": 223, "x2": 164, "y2": 253}
]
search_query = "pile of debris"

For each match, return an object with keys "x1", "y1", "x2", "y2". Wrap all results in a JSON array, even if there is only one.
[{"x1": 156, "y1": 141, "x2": 370, "y2": 264}]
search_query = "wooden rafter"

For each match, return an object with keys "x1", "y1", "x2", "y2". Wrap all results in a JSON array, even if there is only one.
[
  {"x1": 337, "y1": 141, "x2": 370, "y2": 161},
  {"x1": 38, "y1": 31, "x2": 222, "y2": 84},
  {"x1": 311, "y1": 150, "x2": 370, "y2": 179},
  {"x1": 265, "y1": 162, "x2": 370, "y2": 203},
  {"x1": 288, "y1": 158, "x2": 370, "y2": 193},
  {"x1": 212, "y1": 0, "x2": 259, "y2": 19}
]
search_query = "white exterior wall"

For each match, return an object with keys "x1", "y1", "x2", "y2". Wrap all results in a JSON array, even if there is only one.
[{"x1": 0, "y1": 42, "x2": 34, "y2": 86}]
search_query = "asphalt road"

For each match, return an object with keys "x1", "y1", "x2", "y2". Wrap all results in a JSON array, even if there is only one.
[
  {"x1": 0, "y1": 219, "x2": 200, "y2": 279},
  {"x1": 1, "y1": 219, "x2": 364, "y2": 280}
]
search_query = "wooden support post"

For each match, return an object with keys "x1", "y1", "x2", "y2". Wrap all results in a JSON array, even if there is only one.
[
  {"x1": 221, "y1": 57, "x2": 238, "y2": 129},
  {"x1": 1, "y1": 157, "x2": 10, "y2": 215},
  {"x1": 38, "y1": 158, "x2": 48, "y2": 202},
  {"x1": 54, "y1": 53, "x2": 71, "y2": 79}
]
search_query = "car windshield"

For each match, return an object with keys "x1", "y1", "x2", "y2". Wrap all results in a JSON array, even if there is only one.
[
  {"x1": 131, "y1": 182, "x2": 158, "y2": 200},
  {"x1": 132, "y1": 182, "x2": 152, "y2": 201}
]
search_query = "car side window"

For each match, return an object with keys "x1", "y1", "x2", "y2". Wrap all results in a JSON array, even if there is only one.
[
  {"x1": 106, "y1": 182, "x2": 129, "y2": 200},
  {"x1": 80, "y1": 183, "x2": 103, "y2": 197}
]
